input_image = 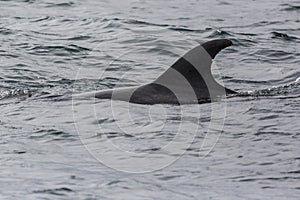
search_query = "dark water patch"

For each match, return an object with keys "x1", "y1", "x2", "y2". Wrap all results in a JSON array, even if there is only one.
[
  {"x1": 158, "y1": 175, "x2": 183, "y2": 181},
  {"x1": 131, "y1": 6, "x2": 146, "y2": 10},
  {"x1": 107, "y1": 180, "x2": 123, "y2": 186},
  {"x1": 238, "y1": 176, "x2": 299, "y2": 182},
  {"x1": 33, "y1": 187, "x2": 73, "y2": 196},
  {"x1": 281, "y1": 3, "x2": 300, "y2": 11},
  {"x1": 254, "y1": 131, "x2": 293, "y2": 136},
  {"x1": 0, "y1": 52, "x2": 19, "y2": 58},
  {"x1": 252, "y1": 20, "x2": 284, "y2": 27},
  {"x1": 284, "y1": 170, "x2": 300, "y2": 174},
  {"x1": 271, "y1": 31, "x2": 299, "y2": 41},
  {"x1": 0, "y1": 0, "x2": 35, "y2": 2},
  {"x1": 228, "y1": 78, "x2": 269, "y2": 84},
  {"x1": 10, "y1": 150, "x2": 27, "y2": 154},
  {"x1": 258, "y1": 162, "x2": 274, "y2": 166},
  {"x1": 30, "y1": 30, "x2": 61, "y2": 37},
  {"x1": 0, "y1": 27, "x2": 14, "y2": 35},
  {"x1": 235, "y1": 32, "x2": 258, "y2": 37},
  {"x1": 29, "y1": 44, "x2": 90, "y2": 56},
  {"x1": 93, "y1": 118, "x2": 116, "y2": 124},
  {"x1": 29, "y1": 129, "x2": 75, "y2": 142},
  {"x1": 30, "y1": 16, "x2": 53, "y2": 23},
  {"x1": 45, "y1": 1, "x2": 75, "y2": 8},
  {"x1": 208, "y1": 18, "x2": 225, "y2": 22},
  {"x1": 258, "y1": 114, "x2": 279, "y2": 120},
  {"x1": 261, "y1": 186, "x2": 276, "y2": 189},
  {"x1": 70, "y1": 175, "x2": 84, "y2": 180},
  {"x1": 218, "y1": 1, "x2": 231, "y2": 5},
  {"x1": 66, "y1": 35, "x2": 91, "y2": 41},
  {"x1": 97, "y1": 131, "x2": 134, "y2": 139},
  {"x1": 168, "y1": 17, "x2": 191, "y2": 21},
  {"x1": 134, "y1": 147, "x2": 164, "y2": 154}
]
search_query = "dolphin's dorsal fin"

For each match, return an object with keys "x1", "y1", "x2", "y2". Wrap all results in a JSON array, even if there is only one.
[
  {"x1": 153, "y1": 39, "x2": 233, "y2": 100},
  {"x1": 201, "y1": 39, "x2": 232, "y2": 59}
]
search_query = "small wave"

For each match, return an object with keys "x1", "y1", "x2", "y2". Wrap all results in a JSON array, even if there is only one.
[
  {"x1": 207, "y1": 29, "x2": 233, "y2": 38},
  {"x1": 29, "y1": 44, "x2": 90, "y2": 56},
  {"x1": 29, "y1": 128, "x2": 75, "y2": 142},
  {"x1": 66, "y1": 35, "x2": 91, "y2": 41},
  {"x1": 0, "y1": 0, "x2": 35, "y2": 2},
  {"x1": 45, "y1": 2, "x2": 75, "y2": 8},
  {"x1": 254, "y1": 131, "x2": 293, "y2": 136},
  {"x1": 238, "y1": 176, "x2": 297, "y2": 182},
  {"x1": 0, "y1": 27, "x2": 13, "y2": 35},
  {"x1": 271, "y1": 31, "x2": 298, "y2": 41},
  {"x1": 169, "y1": 26, "x2": 205, "y2": 33},
  {"x1": 281, "y1": 4, "x2": 300, "y2": 11},
  {"x1": 97, "y1": 131, "x2": 134, "y2": 139},
  {"x1": 218, "y1": 1, "x2": 231, "y2": 5},
  {"x1": 117, "y1": 18, "x2": 204, "y2": 33},
  {"x1": 230, "y1": 38, "x2": 257, "y2": 47},
  {"x1": 249, "y1": 49, "x2": 296, "y2": 63},
  {"x1": 229, "y1": 79, "x2": 268, "y2": 84},
  {"x1": 30, "y1": 16, "x2": 53, "y2": 23},
  {"x1": 33, "y1": 187, "x2": 73, "y2": 196},
  {"x1": 255, "y1": 21, "x2": 283, "y2": 26},
  {"x1": 123, "y1": 18, "x2": 169, "y2": 28},
  {"x1": 235, "y1": 32, "x2": 258, "y2": 37}
]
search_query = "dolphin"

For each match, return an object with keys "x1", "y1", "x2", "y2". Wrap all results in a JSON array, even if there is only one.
[{"x1": 75, "y1": 39, "x2": 236, "y2": 104}]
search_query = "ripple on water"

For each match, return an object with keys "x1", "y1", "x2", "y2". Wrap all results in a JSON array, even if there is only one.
[
  {"x1": 33, "y1": 187, "x2": 73, "y2": 196},
  {"x1": 281, "y1": 3, "x2": 300, "y2": 11},
  {"x1": 29, "y1": 129, "x2": 76, "y2": 142},
  {"x1": 45, "y1": 1, "x2": 75, "y2": 8},
  {"x1": 271, "y1": 31, "x2": 299, "y2": 41},
  {"x1": 0, "y1": 27, "x2": 14, "y2": 35},
  {"x1": 207, "y1": 29, "x2": 234, "y2": 38},
  {"x1": 28, "y1": 44, "x2": 90, "y2": 56}
]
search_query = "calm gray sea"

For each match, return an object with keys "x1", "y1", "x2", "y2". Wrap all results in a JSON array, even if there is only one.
[{"x1": 0, "y1": 0, "x2": 299, "y2": 199}]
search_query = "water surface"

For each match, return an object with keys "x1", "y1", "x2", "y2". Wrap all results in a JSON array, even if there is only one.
[{"x1": 0, "y1": 0, "x2": 299, "y2": 199}]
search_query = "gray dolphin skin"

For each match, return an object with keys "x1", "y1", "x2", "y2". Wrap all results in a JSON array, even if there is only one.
[{"x1": 76, "y1": 39, "x2": 237, "y2": 105}]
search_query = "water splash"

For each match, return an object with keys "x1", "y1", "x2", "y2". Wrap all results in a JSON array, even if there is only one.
[
  {"x1": 0, "y1": 88, "x2": 33, "y2": 100},
  {"x1": 235, "y1": 77, "x2": 300, "y2": 97}
]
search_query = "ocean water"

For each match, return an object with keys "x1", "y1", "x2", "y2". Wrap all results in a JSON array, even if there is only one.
[{"x1": 0, "y1": 0, "x2": 299, "y2": 199}]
